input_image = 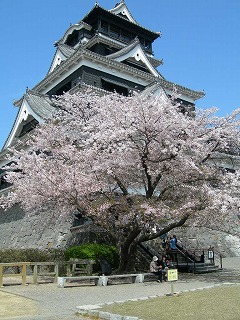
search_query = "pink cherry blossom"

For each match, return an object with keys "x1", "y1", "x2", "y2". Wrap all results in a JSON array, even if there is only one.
[{"x1": 1, "y1": 89, "x2": 240, "y2": 271}]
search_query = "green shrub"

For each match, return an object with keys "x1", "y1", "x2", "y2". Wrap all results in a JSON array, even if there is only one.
[
  {"x1": 65, "y1": 243, "x2": 119, "y2": 271},
  {"x1": 0, "y1": 248, "x2": 65, "y2": 263},
  {"x1": 0, "y1": 244, "x2": 119, "y2": 273}
]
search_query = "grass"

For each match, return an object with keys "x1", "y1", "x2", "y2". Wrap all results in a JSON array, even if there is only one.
[
  {"x1": 100, "y1": 285, "x2": 240, "y2": 320},
  {"x1": 0, "y1": 291, "x2": 37, "y2": 318}
]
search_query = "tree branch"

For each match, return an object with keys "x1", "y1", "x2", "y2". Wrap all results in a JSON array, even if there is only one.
[
  {"x1": 139, "y1": 213, "x2": 190, "y2": 243},
  {"x1": 113, "y1": 175, "x2": 128, "y2": 196}
]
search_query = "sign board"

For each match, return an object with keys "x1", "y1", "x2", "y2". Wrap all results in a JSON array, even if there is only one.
[
  {"x1": 208, "y1": 250, "x2": 214, "y2": 260},
  {"x1": 167, "y1": 269, "x2": 178, "y2": 282}
]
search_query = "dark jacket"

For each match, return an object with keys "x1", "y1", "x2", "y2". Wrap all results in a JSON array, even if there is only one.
[{"x1": 157, "y1": 259, "x2": 167, "y2": 270}]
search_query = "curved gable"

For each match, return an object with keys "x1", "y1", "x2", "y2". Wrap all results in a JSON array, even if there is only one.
[
  {"x1": 61, "y1": 22, "x2": 92, "y2": 45},
  {"x1": 109, "y1": 1, "x2": 138, "y2": 24},
  {"x1": 48, "y1": 44, "x2": 75, "y2": 74},
  {"x1": 107, "y1": 39, "x2": 159, "y2": 77},
  {"x1": 4, "y1": 92, "x2": 54, "y2": 149}
]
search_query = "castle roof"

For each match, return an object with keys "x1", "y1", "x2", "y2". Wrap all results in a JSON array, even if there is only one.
[
  {"x1": 82, "y1": 3, "x2": 160, "y2": 41},
  {"x1": 48, "y1": 43, "x2": 76, "y2": 75},
  {"x1": 14, "y1": 90, "x2": 54, "y2": 117},
  {"x1": 3, "y1": 91, "x2": 55, "y2": 150},
  {"x1": 106, "y1": 37, "x2": 161, "y2": 77},
  {"x1": 1, "y1": 1, "x2": 205, "y2": 153},
  {"x1": 83, "y1": 33, "x2": 163, "y2": 68},
  {"x1": 59, "y1": 21, "x2": 92, "y2": 45},
  {"x1": 109, "y1": 0, "x2": 138, "y2": 24},
  {"x1": 32, "y1": 47, "x2": 158, "y2": 93}
]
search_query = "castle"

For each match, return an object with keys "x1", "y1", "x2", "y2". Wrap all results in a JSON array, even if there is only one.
[{"x1": 1, "y1": 1, "x2": 238, "y2": 255}]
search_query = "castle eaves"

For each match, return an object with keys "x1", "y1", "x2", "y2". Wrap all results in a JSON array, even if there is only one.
[{"x1": 82, "y1": 4, "x2": 160, "y2": 41}]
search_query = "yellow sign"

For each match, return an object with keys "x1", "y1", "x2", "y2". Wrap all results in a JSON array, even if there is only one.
[{"x1": 167, "y1": 269, "x2": 178, "y2": 282}]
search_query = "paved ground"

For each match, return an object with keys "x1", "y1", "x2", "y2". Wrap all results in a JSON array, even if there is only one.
[{"x1": 0, "y1": 257, "x2": 240, "y2": 320}]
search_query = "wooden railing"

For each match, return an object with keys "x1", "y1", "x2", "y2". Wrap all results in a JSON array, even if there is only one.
[
  {"x1": 0, "y1": 259, "x2": 95, "y2": 287},
  {"x1": 31, "y1": 262, "x2": 59, "y2": 284},
  {"x1": 66, "y1": 259, "x2": 95, "y2": 277},
  {"x1": 0, "y1": 262, "x2": 30, "y2": 287}
]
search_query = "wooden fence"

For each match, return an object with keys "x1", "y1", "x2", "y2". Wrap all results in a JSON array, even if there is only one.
[{"x1": 0, "y1": 259, "x2": 95, "y2": 287}]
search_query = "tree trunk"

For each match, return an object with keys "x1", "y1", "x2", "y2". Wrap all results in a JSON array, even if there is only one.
[
  {"x1": 117, "y1": 241, "x2": 138, "y2": 273},
  {"x1": 115, "y1": 213, "x2": 192, "y2": 273}
]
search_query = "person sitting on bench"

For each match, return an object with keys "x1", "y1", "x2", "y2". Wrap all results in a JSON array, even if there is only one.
[{"x1": 150, "y1": 256, "x2": 167, "y2": 282}]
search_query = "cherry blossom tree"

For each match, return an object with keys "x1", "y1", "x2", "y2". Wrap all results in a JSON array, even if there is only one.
[{"x1": 1, "y1": 89, "x2": 240, "y2": 271}]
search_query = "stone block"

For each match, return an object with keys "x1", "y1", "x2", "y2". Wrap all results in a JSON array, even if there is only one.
[
  {"x1": 98, "y1": 311, "x2": 111, "y2": 319},
  {"x1": 110, "y1": 314, "x2": 123, "y2": 320}
]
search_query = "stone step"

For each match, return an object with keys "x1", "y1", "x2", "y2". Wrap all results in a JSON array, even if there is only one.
[{"x1": 176, "y1": 262, "x2": 221, "y2": 274}]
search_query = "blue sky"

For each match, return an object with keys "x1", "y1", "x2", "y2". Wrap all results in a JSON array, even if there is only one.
[{"x1": 1, "y1": 0, "x2": 240, "y2": 150}]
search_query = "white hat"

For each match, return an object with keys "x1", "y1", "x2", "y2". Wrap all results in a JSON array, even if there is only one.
[{"x1": 153, "y1": 256, "x2": 158, "y2": 262}]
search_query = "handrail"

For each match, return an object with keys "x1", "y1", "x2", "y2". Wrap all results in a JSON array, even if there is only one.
[
  {"x1": 140, "y1": 241, "x2": 223, "y2": 274},
  {"x1": 138, "y1": 242, "x2": 157, "y2": 258},
  {"x1": 175, "y1": 247, "x2": 195, "y2": 263},
  {"x1": 166, "y1": 243, "x2": 215, "y2": 274}
]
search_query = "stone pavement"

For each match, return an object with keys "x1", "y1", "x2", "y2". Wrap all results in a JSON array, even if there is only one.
[{"x1": 0, "y1": 257, "x2": 240, "y2": 320}]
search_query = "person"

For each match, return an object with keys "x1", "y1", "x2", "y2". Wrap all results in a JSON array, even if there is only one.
[
  {"x1": 99, "y1": 257, "x2": 112, "y2": 275},
  {"x1": 166, "y1": 236, "x2": 171, "y2": 251},
  {"x1": 169, "y1": 235, "x2": 177, "y2": 250},
  {"x1": 169, "y1": 235, "x2": 178, "y2": 262},
  {"x1": 157, "y1": 255, "x2": 168, "y2": 281},
  {"x1": 166, "y1": 256, "x2": 174, "y2": 268},
  {"x1": 160, "y1": 233, "x2": 167, "y2": 249},
  {"x1": 150, "y1": 256, "x2": 167, "y2": 282}
]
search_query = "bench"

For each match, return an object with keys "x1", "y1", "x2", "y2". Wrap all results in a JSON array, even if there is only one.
[
  {"x1": 57, "y1": 272, "x2": 164, "y2": 288},
  {"x1": 58, "y1": 275, "x2": 101, "y2": 288},
  {"x1": 96, "y1": 273, "x2": 145, "y2": 286},
  {"x1": 142, "y1": 272, "x2": 160, "y2": 281},
  {"x1": 57, "y1": 274, "x2": 144, "y2": 287}
]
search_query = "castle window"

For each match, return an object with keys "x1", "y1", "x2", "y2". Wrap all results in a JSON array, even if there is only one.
[
  {"x1": 144, "y1": 41, "x2": 151, "y2": 51},
  {"x1": 66, "y1": 30, "x2": 80, "y2": 47},
  {"x1": 0, "y1": 163, "x2": 17, "y2": 191},
  {"x1": 101, "y1": 20, "x2": 108, "y2": 33},
  {"x1": 101, "y1": 78, "x2": 129, "y2": 96},
  {"x1": 121, "y1": 30, "x2": 131, "y2": 42},
  {"x1": 104, "y1": 46, "x2": 118, "y2": 56},
  {"x1": 0, "y1": 175, "x2": 11, "y2": 190},
  {"x1": 122, "y1": 59, "x2": 150, "y2": 73},
  {"x1": 0, "y1": 170, "x2": 11, "y2": 190},
  {"x1": 55, "y1": 81, "x2": 72, "y2": 95},
  {"x1": 19, "y1": 119, "x2": 39, "y2": 138},
  {"x1": 109, "y1": 24, "x2": 120, "y2": 39}
]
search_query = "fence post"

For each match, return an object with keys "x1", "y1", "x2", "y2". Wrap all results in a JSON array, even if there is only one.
[
  {"x1": 0, "y1": 265, "x2": 3, "y2": 287},
  {"x1": 193, "y1": 251, "x2": 196, "y2": 274},
  {"x1": 33, "y1": 264, "x2": 38, "y2": 284},
  {"x1": 22, "y1": 263, "x2": 27, "y2": 286},
  {"x1": 54, "y1": 263, "x2": 59, "y2": 284},
  {"x1": 87, "y1": 261, "x2": 94, "y2": 275},
  {"x1": 66, "y1": 262, "x2": 71, "y2": 276},
  {"x1": 220, "y1": 255, "x2": 223, "y2": 269}
]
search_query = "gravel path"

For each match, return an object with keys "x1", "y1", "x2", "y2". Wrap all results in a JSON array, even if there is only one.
[{"x1": 1, "y1": 258, "x2": 240, "y2": 320}]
